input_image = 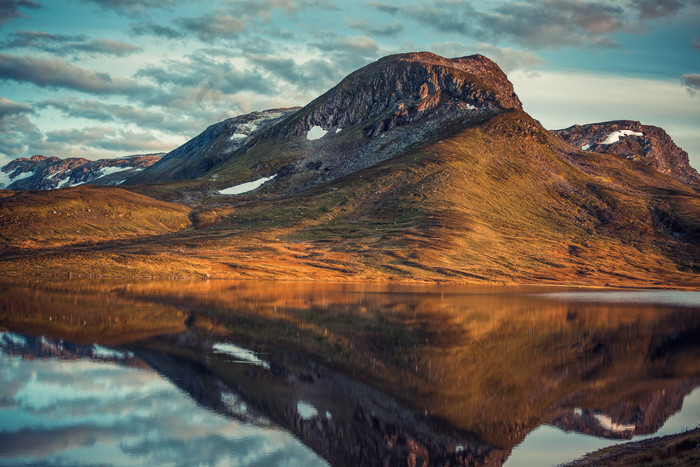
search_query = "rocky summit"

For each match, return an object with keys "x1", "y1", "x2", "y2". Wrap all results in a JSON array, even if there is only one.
[
  {"x1": 1, "y1": 52, "x2": 699, "y2": 288},
  {"x1": 554, "y1": 121, "x2": 700, "y2": 189}
]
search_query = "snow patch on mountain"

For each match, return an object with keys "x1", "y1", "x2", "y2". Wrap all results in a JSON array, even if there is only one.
[
  {"x1": 219, "y1": 175, "x2": 277, "y2": 195},
  {"x1": 601, "y1": 130, "x2": 643, "y2": 145},
  {"x1": 97, "y1": 166, "x2": 134, "y2": 178},
  {"x1": 0, "y1": 169, "x2": 35, "y2": 189},
  {"x1": 307, "y1": 126, "x2": 327, "y2": 140}
]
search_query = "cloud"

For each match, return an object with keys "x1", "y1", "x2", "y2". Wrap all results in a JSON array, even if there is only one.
[
  {"x1": 0, "y1": 0, "x2": 40, "y2": 25},
  {"x1": 171, "y1": 0, "x2": 340, "y2": 43},
  {"x1": 474, "y1": 43, "x2": 544, "y2": 72},
  {"x1": 631, "y1": 0, "x2": 684, "y2": 20},
  {"x1": 78, "y1": 0, "x2": 177, "y2": 17},
  {"x1": 0, "y1": 97, "x2": 33, "y2": 118},
  {"x1": 428, "y1": 42, "x2": 543, "y2": 73},
  {"x1": 177, "y1": 11, "x2": 248, "y2": 41},
  {"x1": 313, "y1": 35, "x2": 379, "y2": 54},
  {"x1": 130, "y1": 22, "x2": 185, "y2": 39},
  {"x1": 345, "y1": 18, "x2": 404, "y2": 37},
  {"x1": 682, "y1": 73, "x2": 700, "y2": 94},
  {"x1": 0, "y1": 99, "x2": 41, "y2": 159},
  {"x1": 135, "y1": 52, "x2": 276, "y2": 96},
  {"x1": 2, "y1": 30, "x2": 142, "y2": 57},
  {"x1": 0, "y1": 54, "x2": 153, "y2": 97},
  {"x1": 40, "y1": 98, "x2": 200, "y2": 134},
  {"x1": 370, "y1": 0, "x2": 628, "y2": 49}
]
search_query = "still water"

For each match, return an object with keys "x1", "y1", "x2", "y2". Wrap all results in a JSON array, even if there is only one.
[{"x1": 0, "y1": 279, "x2": 699, "y2": 466}]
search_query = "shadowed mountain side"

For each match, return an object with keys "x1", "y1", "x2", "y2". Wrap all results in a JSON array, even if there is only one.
[{"x1": 125, "y1": 53, "x2": 522, "y2": 196}]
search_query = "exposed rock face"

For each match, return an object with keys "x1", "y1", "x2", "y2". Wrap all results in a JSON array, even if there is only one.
[
  {"x1": 127, "y1": 108, "x2": 298, "y2": 184},
  {"x1": 553, "y1": 121, "x2": 699, "y2": 189},
  {"x1": 294, "y1": 52, "x2": 522, "y2": 138},
  {"x1": 0, "y1": 153, "x2": 162, "y2": 191}
]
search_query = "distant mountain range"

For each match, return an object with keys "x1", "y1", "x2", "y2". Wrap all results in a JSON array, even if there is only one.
[
  {"x1": 1, "y1": 52, "x2": 699, "y2": 287},
  {"x1": 0, "y1": 153, "x2": 162, "y2": 190}
]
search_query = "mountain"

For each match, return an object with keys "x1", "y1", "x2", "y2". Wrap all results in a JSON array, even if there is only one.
[
  {"x1": 1, "y1": 52, "x2": 699, "y2": 287},
  {"x1": 0, "y1": 153, "x2": 162, "y2": 191},
  {"x1": 127, "y1": 52, "x2": 523, "y2": 196},
  {"x1": 553, "y1": 121, "x2": 700, "y2": 189},
  {"x1": 126, "y1": 109, "x2": 296, "y2": 184}
]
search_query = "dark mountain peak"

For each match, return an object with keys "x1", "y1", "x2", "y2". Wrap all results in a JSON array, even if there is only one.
[
  {"x1": 295, "y1": 51, "x2": 522, "y2": 139},
  {"x1": 553, "y1": 120, "x2": 699, "y2": 188}
]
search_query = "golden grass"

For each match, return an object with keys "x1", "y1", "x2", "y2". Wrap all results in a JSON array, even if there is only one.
[{"x1": 1, "y1": 111, "x2": 699, "y2": 288}]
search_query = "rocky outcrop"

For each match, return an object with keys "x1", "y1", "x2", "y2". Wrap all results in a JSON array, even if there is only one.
[
  {"x1": 553, "y1": 121, "x2": 699, "y2": 189},
  {"x1": 0, "y1": 153, "x2": 162, "y2": 191},
  {"x1": 293, "y1": 52, "x2": 522, "y2": 138}
]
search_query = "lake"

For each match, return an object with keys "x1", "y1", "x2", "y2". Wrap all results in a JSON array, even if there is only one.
[{"x1": 1, "y1": 279, "x2": 699, "y2": 466}]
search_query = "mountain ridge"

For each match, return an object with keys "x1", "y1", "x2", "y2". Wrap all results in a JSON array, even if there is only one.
[{"x1": 0, "y1": 153, "x2": 162, "y2": 191}]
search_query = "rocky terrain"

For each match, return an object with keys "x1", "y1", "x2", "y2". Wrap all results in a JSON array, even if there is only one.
[
  {"x1": 0, "y1": 153, "x2": 162, "y2": 191},
  {"x1": 1, "y1": 52, "x2": 699, "y2": 287},
  {"x1": 553, "y1": 121, "x2": 699, "y2": 189}
]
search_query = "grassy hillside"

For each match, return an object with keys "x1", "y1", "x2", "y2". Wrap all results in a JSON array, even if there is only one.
[
  {"x1": 0, "y1": 186, "x2": 191, "y2": 249},
  {"x1": 1, "y1": 110, "x2": 699, "y2": 287}
]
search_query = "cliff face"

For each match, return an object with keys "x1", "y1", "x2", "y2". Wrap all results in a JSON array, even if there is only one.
[{"x1": 553, "y1": 121, "x2": 699, "y2": 189}]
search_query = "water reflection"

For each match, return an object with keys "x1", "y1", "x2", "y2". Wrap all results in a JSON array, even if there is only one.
[
  {"x1": 0, "y1": 332, "x2": 327, "y2": 467},
  {"x1": 0, "y1": 279, "x2": 699, "y2": 466}
]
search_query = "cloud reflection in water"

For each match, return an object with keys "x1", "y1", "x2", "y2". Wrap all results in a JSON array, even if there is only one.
[{"x1": 0, "y1": 337, "x2": 328, "y2": 467}]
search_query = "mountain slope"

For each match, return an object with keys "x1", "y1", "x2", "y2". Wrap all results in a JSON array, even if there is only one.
[
  {"x1": 1, "y1": 52, "x2": 699, "y2": 286},
  {"x1": 0, "y1": 153, "x2": 162, "y2": 191},
  {"x1": 126, "y1": 108, "x2": 297, "y2": 184}
]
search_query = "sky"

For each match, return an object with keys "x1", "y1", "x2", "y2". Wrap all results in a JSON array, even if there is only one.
[{"x1": 0, "y1": 0, "x2": 699, "y2": 169}]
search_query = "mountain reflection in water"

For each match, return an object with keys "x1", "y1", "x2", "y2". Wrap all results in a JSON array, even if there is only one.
[{"x1": 0, "y1": 279, "x2": 699, "y2": 466}]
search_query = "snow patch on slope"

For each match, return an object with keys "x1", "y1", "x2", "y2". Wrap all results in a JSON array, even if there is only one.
[
  {"x1": 0, "y1": 169, "x2": 34, "y2": 189},
  {"x1": 601, "y1": 130, "x2": 643, "y2": 145},
  {"x1": 219, "y1": 175, "x2": 277, "y2": 195},
  {"x1": 307, "y1": 126, "x2": 327, "y2": 140},
  {"x1": 213, "y1": 342, "x2": 270, "y2": 369},
  {"x1": 97, "y1": 166, "x2": 133, "y2": 178},
  {"x1": 297, "y1": 401, "x2": 318, "y2": 420}
]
